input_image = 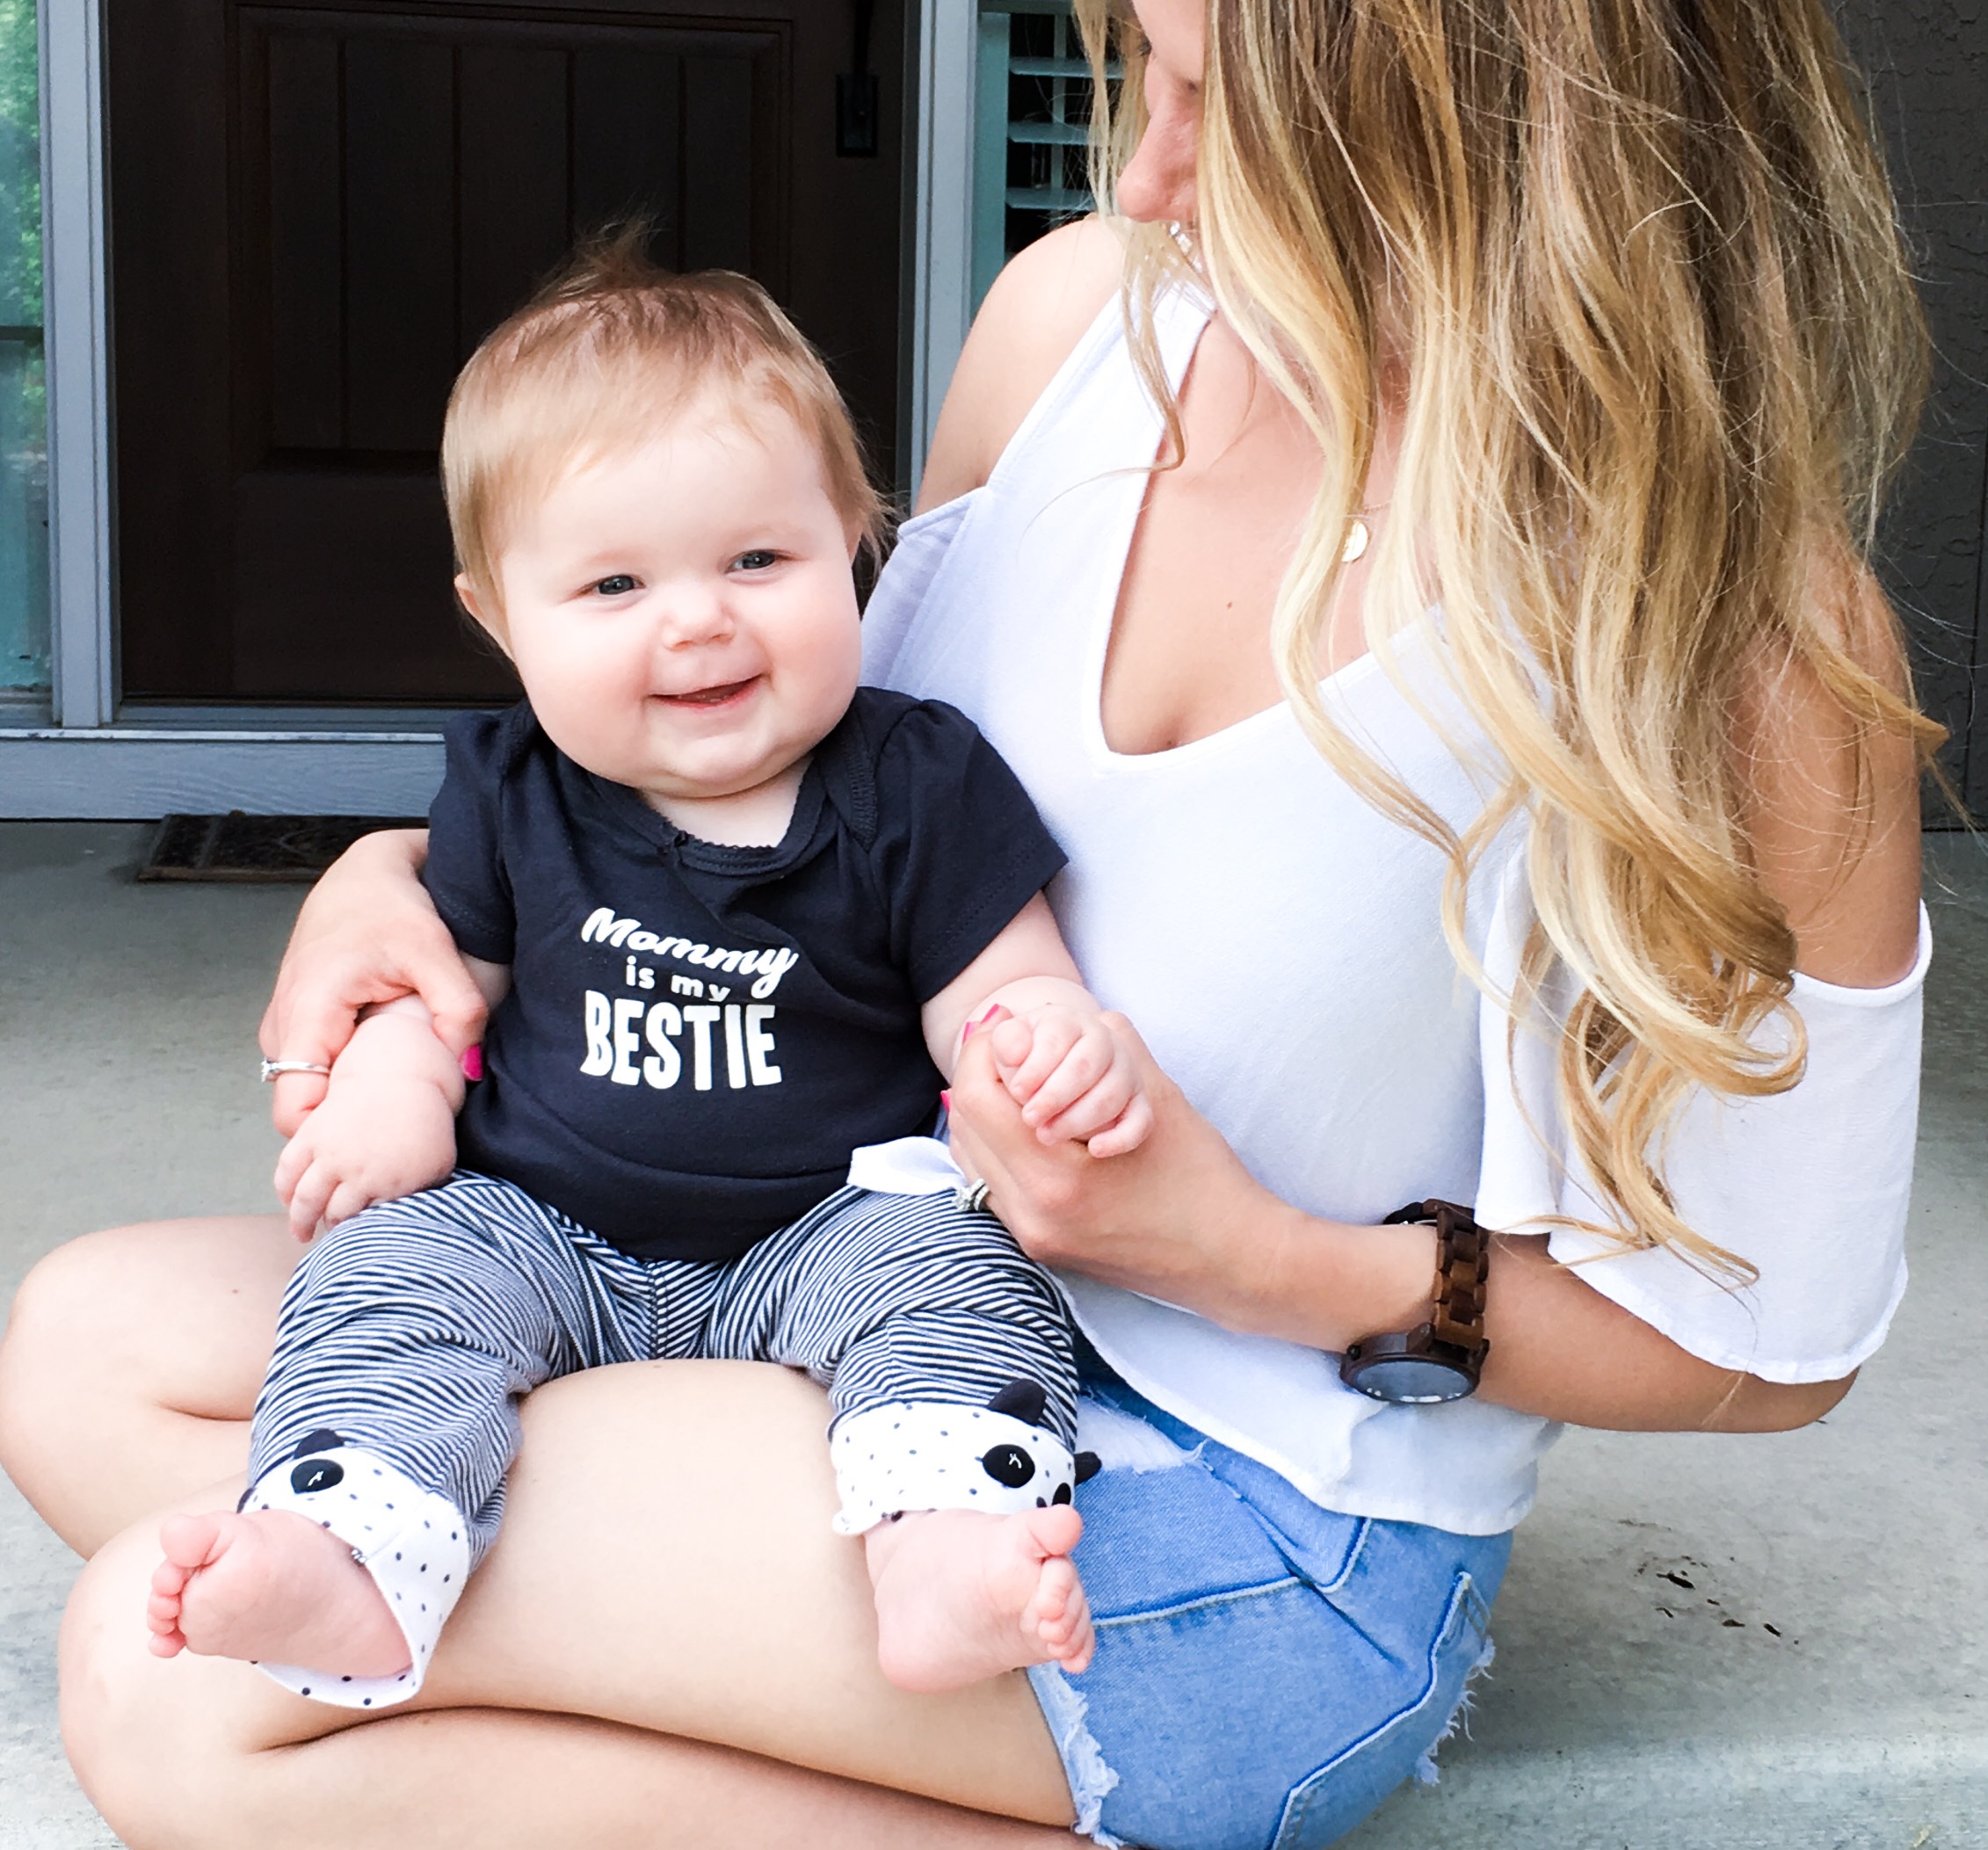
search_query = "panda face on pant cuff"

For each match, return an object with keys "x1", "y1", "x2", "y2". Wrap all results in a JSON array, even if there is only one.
[{"x1": 827, "y1": 1384, "x2": 1085, "y2": 1534}]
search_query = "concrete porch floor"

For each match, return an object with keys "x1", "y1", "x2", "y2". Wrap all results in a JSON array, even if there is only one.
[{"x1": 1, "y1": 820, "x2": 1984, "y2": 1848}]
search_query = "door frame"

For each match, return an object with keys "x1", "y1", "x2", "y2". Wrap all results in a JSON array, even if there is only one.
[{"x1": 2, "y1": 0, "x2": 979, "y2": 816}]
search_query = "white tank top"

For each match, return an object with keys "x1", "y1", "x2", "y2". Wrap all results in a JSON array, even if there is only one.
[{"x1": 862, "y1": 285, "x2": 1925, "y2": 1534}]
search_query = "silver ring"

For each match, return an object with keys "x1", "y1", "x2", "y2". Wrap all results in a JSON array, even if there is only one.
[
  {"x1": 260, "y1": 1059, "x2": 331, "y2": 1083},
  {"x1": 953, "y1": 1176, "x2": 992, "y2": 1215}
]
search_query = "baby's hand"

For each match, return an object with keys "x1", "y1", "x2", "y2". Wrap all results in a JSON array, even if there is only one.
[
  {"x1": 273, "y1": 1074, "x2": 458, "y2": 1240},
  {"x1": 982, "y1": 1005, "x2": 1153, "y2": 1157}
]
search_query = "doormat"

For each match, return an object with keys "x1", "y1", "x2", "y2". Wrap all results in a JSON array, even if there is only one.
[{"x1": 137, "y1": 813, "x2": 425, "y2": 883}]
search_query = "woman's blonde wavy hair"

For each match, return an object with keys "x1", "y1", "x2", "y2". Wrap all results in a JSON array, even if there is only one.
[{"x1": 1073, "y1": 0, "x2": 1939, "y2": 1276}]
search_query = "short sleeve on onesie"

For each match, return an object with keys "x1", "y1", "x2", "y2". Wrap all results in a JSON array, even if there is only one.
[
  {"x1": 849, "y1": 696, "x2": 1070, "y2": 1001},
  {"x1": 421, "y1": 706, "x2": 525, "y2": 965}
]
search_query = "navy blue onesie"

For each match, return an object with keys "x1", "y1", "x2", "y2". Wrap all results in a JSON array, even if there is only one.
[{"x1": 423, "y1": 686, "x2": 1070, "y2": 1259}]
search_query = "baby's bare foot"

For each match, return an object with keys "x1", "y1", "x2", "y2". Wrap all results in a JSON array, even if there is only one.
[
  {"x1": 865, "y1": 1505, "x2": 1093, "y2": 1694},
  {"x1": 147, "y1": 1510, "x2": 410, "y2": 1679}
]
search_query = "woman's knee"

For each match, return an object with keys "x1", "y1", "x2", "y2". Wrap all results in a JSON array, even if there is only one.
[
  {"x1": 1, "y1": 1217, "x2": 287, "y2": 1550},
  {"x1": 60, "y1": 1521, "x2": 268, "y2": 1849},
  {"x1": 7, "y1": 1213, "x2": 287, "y2": 1384},
  {"x1": 59, "y1": 1572, "x2": 191, "y2": 1848},
  {"x1": 0, "y1": 1231, "x2": 137, "y2": 1462}
]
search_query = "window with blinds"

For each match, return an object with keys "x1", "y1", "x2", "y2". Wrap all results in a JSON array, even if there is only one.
[{"x1": 971, "y1": 3, "x2": 1120, "y2": 308}]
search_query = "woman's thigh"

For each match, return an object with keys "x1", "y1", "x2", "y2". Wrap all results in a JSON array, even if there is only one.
[
  {"x1": 0, "y1": 1214, "x2": 297, "y2": 1553},
  {"x1": 62, "y1": 1359, "x2": 1078, "y2": 1843}
]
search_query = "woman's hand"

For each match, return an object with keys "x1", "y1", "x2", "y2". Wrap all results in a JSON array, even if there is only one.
[
  {"x1": 946, "y1": 1012, "x2": 1293, "y2": 1328},
  {"x1": 258, "y1": 829, "x2": 487, "y2": 1134},
  {"x1": 950, "y1": 1019, "x2": 1433, "y2": 1349},
  {"x1": 950, "y1": 1014, "x2": 1853, "y2": 1433}
]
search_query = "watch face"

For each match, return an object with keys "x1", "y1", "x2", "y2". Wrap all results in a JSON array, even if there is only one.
[{"x1": 1349, "y1": 1356, "x2": 1474, "y2": 1404}]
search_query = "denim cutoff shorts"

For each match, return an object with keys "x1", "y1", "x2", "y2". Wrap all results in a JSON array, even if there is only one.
[{"x1": 1028, "y1": 1361, "x2": 1512, "y2": 1850}]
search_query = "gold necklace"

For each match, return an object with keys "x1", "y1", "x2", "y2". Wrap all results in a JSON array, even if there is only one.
[{"x1": 1342, "y1": 517, "x2": 1371, "y2": 563}]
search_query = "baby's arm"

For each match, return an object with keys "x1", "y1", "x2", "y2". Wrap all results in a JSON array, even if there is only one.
[
  {"x1": 922, "y1": 894, "x2": 1151, "y2": 1157},
  {"x1": 273, "y1": 957, "x2": 511, "y2": 1239}
]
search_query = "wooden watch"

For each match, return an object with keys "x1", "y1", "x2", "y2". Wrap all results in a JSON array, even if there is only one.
[{"x1": 1338, "y1": 1200, "x2": 1491, "y2": 1404}]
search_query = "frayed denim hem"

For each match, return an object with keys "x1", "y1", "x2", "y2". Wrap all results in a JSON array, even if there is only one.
[
  {"x1": 1413, "y1": 1635, "x2": 1496, "y2": 1787},
  {"x1": 1027, "y1": 1662, "x2": 1124, "y2": 1846}
]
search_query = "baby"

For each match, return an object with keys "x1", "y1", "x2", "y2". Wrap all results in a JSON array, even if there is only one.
[{"x1": 143, "y1": 247, "x2": 1152, "y2": 1706}]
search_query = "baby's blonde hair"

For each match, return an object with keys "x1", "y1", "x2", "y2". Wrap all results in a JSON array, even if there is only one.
[{"x1": 444, "y1": 232, "x2": 887, "y2": 619}]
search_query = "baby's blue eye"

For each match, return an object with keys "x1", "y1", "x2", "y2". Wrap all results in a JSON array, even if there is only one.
[
  {"x1": 592, "y1": 574, "x2": 639, "y2": 597},
  {"x1": 734, "y1": 549, "x2": 779, "y2": 572}
]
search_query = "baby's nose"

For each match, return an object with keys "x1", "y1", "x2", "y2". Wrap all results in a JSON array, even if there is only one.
[{"x1": 654, "y1": 586, "x2": 734, "y2": 646}]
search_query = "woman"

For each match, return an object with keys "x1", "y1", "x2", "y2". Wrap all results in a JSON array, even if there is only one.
[{"x1": 0, "y1": 0, "x2": 1933, "y2": 1843}]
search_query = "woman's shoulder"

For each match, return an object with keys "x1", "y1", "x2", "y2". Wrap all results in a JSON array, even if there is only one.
[
  {"x1": 916, "y1": 218, "x2": 1127, "y2": 511},
  {"x1": 1734, "y1": 550, "x2": 1926, "y2": 988}
]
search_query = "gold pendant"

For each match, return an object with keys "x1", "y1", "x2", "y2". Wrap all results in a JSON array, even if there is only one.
[{"x1": 1342, "y1": 517, "x2": 1370, "y2": 564}]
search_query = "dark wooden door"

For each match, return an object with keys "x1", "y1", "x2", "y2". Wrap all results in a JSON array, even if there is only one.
[{"x1": 109, "y1": 0, "x2": 904, "y2": 705}]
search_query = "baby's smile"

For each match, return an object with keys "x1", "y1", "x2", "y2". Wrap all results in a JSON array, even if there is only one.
[{"x1": 654, "y1": 677, "x2": 760, "y2": 709}]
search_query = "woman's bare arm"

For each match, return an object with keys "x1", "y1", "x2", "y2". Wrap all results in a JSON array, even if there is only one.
[
  {"x1": 947, "y1": 1030, "x2": 1847, "y2": 1434},
  {"x1": 1736, "y1": 555, "x2": 1924, "y2": 988},
  {"x1": 258, "y1": 828, "x2": 488, "y2": 1134}
]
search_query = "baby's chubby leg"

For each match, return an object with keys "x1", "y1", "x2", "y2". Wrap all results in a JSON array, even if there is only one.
[
  {"x1": 700, "y1": 1185, "x2": 1099, "y2": 1694},
  {"x1": 142, "y1": 1176, "x2": 642, "y2": 1707}
]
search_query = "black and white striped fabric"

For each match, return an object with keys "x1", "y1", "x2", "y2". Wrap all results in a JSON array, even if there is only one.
[{"x1": 248, "y1": 1170, "x2": 1078, "y2": 1569}]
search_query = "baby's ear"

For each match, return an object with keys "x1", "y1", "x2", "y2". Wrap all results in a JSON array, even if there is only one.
[{"x1": 454, "y1": 575, "x2": 510, "y2": 657}]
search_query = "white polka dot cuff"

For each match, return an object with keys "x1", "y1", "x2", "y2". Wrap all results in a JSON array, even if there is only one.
[
  {"x1": 242, "y1": 1446, "x2": 472, "y2": 1709},
  {"x1": 830, "y1": 1402, "x2": 1078, "y2": 1536}
]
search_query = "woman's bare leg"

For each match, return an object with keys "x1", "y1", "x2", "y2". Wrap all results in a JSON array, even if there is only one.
[
  {"x1": 0, "y1": 1215, "x2": 295, "y2": 1553},
  {"x1": 72, "y1": 1677, "x2": 1066, "y2": 1850},
  {"x1": 63, "y1": 1363, "x2": 1080, "y2": 1847}
]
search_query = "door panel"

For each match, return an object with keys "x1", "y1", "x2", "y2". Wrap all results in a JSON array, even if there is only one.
[{"x1": 111, "y1": 0, "x2": 903, "y2": 705}]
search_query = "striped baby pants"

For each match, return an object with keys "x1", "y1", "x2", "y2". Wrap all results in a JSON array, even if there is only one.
[{"x1": 240, "y1": 1170, "x2": 1080, "y2": 1708}]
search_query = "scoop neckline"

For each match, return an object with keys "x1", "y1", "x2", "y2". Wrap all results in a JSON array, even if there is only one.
[{"x1": 1076, "y1": 291, "x2": 1385, "y2": 771}]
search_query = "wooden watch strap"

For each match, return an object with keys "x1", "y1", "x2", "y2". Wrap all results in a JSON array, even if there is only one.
[{"x1": 1383, "y1": 1198, "x2": 1491, "y2": 1362}]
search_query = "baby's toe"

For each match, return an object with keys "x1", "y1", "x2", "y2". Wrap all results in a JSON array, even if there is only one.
[
  {"x1": 1029, "y1": 1560, "x2": 1087, "y2": 1636},
  {"x1": 1024, "y1": 1573, "x2": 1066, "y2": 1625},
  {"x1": 1041, "y1": 1600, "x2": 1088, "y2": 1651},
  {"x1": 1050, "y1": 1582, "x2": 1093, "y2": 1650}
]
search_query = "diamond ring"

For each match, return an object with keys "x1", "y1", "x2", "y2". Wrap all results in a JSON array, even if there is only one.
[{"x1": 260, "y1": 1059, "x2": 332, "y2": 1083}]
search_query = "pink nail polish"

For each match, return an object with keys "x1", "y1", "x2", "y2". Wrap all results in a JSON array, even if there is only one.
[
  {"x1": 461, "y1": 1045, "x2": 484, "y2": 1081},
  {"x1": 940, "y1": 1089, "x2": 952, "y2": 1109}
]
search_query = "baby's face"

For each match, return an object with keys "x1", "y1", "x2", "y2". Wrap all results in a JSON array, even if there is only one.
[{"x1": 476, "y1": 396, "x2": 862, "y2": 812}]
